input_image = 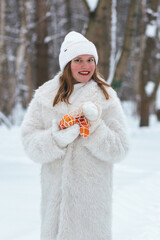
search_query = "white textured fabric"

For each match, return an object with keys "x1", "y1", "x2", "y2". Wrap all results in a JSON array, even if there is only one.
[
  {"x1": 52, "y1": 120, "x2": 80, "y2": 148},
  {"x1": 59, "y1": 31, "x2": 98, "y2": 71},
  {"x1": 21, "y1": 72, "x2": 129, "y2": 240},
  {"x1": 82, "y1": 101, "x2": 99, "y2": 122}
]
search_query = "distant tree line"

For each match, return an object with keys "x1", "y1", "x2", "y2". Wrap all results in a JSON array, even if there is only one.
[{"x1": 0, "y1": 0, "x2": 160, "y2": 126}]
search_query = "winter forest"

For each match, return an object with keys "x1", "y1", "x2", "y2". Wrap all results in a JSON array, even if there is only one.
[
  {"x1": 0, "y1": 0, "x2": 160, "y2": 240},
  {"x1": 0, "y1": 0, "x2": 160, "y2": 126}
]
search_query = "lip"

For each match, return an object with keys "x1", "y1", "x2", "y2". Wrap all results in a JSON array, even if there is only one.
[{"x1": 79, "y1": 71, "x2": 90, "y2": 75}]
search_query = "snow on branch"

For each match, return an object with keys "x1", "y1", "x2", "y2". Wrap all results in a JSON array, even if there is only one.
[
  {"x1": 0, "y1": 35, "x2": 22, "y2": 43},
  {"x1": 145, "y1": 7, "x2": 158, "y2": 38},
  {"x1": 146, "y1": 8, "x2": 158, "y2": 17},
  {"x1": 156, "y1": 53, "x2": 160, "y2": 59},
  {"x1": 145, "y1": 23, "x2": 157, "y2": 38},
  {"x1": 44, "y1": 32, "x2": 66, "y2": 44},
  {"x1": 145, "y1": 81, "x2": 155, "y2": 97},
  {"x1": 46, "y1": 12, "x2": 51, "y2": 17},
  {"x1": 84, "y1": 0, "x2": 98, "y2": 12}
]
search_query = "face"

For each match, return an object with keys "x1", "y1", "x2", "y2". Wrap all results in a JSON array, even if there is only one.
[{"x1": 70, "y1": 55, "x2": 95, "y2": 83}]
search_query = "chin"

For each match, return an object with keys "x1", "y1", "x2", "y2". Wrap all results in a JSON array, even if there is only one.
[
  {"x1": 79, "y1": 76, "x2": 92, "y2": 83},
  {"x1": 78, "y1": 79, "x2": 90, "y2": 83}
]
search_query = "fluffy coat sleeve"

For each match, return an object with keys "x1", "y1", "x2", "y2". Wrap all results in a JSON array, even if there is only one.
[
  {"x1": 21, "y1": 96, "x2": 66, "y2": 164},
  {"x1": 81, "y1": 93, "x2": 129, "y2": 164}
]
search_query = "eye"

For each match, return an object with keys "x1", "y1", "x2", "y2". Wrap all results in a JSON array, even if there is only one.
[
  {"x1": 88, "y1": 58, "x2": 94, "y2": 62},
  {"x1": 74, "y1": 58, "x2": 81, "y2": 62}
]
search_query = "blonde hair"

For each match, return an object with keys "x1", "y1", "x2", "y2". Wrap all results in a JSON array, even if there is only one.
[{"x1": 53, "y1": 62, "x2": 110, "y2": 106}]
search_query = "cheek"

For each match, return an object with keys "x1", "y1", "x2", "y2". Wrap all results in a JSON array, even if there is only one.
[
  {"x1": 90, "y1": 64, "x2": 95, "y2": 72},
  {"x1": 71, "y1": 64, "x2": 80, "y2": 76}
]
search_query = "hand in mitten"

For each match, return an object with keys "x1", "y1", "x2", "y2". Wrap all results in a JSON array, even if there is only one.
[
  {"x1": 52, "y1": 120, "x2": 80, "y2": 148},
  {"x1": 82, "y1": 101, "x2": 99, "y2": 122}
]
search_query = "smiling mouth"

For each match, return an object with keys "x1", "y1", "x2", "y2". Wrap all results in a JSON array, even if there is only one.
[{"x1": 79, "y1": 71, "x2": 90, "y2": 75}]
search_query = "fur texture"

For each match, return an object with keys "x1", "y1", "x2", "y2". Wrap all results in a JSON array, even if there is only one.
[
  {"x1": 82, "y1": 101, "x2": 99, "y2": 122},
  {"x1": 21, "y1": 72, "x2": 129, "y2": 240}
]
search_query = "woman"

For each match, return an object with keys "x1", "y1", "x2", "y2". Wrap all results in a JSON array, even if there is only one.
[{"x1": 21, "y1": 31, "x2": 129, "y2": 240}]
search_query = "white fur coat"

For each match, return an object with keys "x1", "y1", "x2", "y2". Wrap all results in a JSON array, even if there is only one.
[{"x1": 21, "y1": 72, "x2": 129, "y2": 240}]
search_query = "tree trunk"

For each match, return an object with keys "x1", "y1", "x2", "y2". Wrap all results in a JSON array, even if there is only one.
[
  {"x1": 140, "y1": 98, "x2": 150, "y2": 126},
  {"x1": 65, "y1": 0, "x2": 72, "y2": 31},
  {"x1": 139, "y1": 0, "x2": 159, "y2": 126},
  {"x1": 15, "y1": 0, "x2": 33, "y2": 107},
  {"x1": 0, "y1": 0, "x2": 6, "y2": 110},
  {"x1": 132, "y1": 0, "x2": 145, "y2": 99},
  {"x1": 35, "y1": 0, "x2": 49, "y2": 88},
  {"x1": 85, "y1": 0, "x2": 112, "y2": 80},
  {"x1": 112, "y1": 0, "x2": 138, "y2": 90},
  {"x1": 0, "y1": 0, "x2": 20, "y2": 117}
]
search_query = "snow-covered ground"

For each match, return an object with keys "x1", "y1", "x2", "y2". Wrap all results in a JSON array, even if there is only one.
[{"x1": 0, "y1": 111, "x2": 160, "y2": 240}]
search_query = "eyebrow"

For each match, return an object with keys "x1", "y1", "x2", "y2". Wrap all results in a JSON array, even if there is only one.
[{"x1": 74, "y1": 57, "x2": 94, "y2": 60}]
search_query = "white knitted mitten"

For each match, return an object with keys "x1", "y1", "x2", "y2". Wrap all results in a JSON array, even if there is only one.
[{"x1": 52, "y1": 120, "x2": 80, "y2": 148}]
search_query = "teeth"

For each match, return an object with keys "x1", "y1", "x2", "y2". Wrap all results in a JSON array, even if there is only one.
[{"x1": 79, "y1": 71, "x2": 89, "y2": 74}]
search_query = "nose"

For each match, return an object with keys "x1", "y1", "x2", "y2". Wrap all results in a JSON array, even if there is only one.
[{"x1": 81, "y1": 61, "x2": 89, "y2": 69}]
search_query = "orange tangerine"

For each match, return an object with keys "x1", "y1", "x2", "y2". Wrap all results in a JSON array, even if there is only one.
[
  {"x1": 79, "y1": 118, "x2": 90, "y2": 138},
  {"x1": 59, "y1": 114, "x2": 90, "y2": 137},
  {"x1": 80, "y1": 124, "x2": 90, "y2": 138},
  {"x1": 59, "y1": 114, "x2": 75, "y2": 129}
]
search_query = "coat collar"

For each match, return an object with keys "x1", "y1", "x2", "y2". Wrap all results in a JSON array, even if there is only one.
[{"x1": 34, "y1": 71, "x2": 115, "y2": 115}]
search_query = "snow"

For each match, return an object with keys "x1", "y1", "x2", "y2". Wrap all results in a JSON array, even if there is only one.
[
  {"x1": 86, "y1": 0, "x2": 98, "y2": 12},
  {"x1": 156, "y1": 85, "x2": 160, "y2": 109},
  {"x1": 145, "y1": 24, "x2": 157, "y2": 38},
  {"x1": 113, "y1": 115, "x2": 160, "y2": 240},
  {"x1": 146, "y1": 8, "x2": 158, "y2": 17},
  {"x1": 145, "y1": 81, "x2": 155, "y2": 96},
  {"x1": 44, "y1": 36, "x2": 53, "y2": 44},
  {"x1": 0, "y1": 110, "x2": 160, "y2": 240}
]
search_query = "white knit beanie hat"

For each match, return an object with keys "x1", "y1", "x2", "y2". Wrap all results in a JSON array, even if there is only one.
[{"x1": 59, "y1": 31, "x2": 98, "y2": 71}]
